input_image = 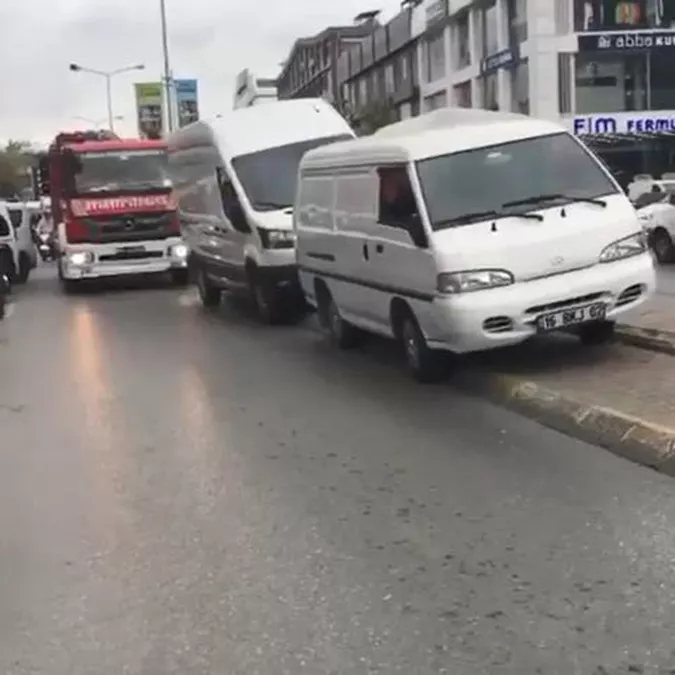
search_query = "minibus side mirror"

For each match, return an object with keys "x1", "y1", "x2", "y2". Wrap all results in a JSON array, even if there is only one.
[{"x1": 405, "y1": 214, "x2": 428, "y2": 249}]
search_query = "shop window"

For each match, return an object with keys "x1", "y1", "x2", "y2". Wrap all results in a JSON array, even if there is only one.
[
  {"x1": 573, "y1": 0, "x2": 675, "y2": 30},
  {"x1": 480, "y1": 73, "x2": 499, "y2": 110},
  {"x1": 510, "y1": 60, "x2": 529, "y2": 113},
  {"x1": 575, "y1": 53, "x2": 647, "y2": 113}
]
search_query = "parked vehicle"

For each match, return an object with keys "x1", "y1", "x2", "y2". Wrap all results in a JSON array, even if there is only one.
[
  {"x1": 0, "y1": 202, "x2": 20, "y2": 283},
  {"x1": 1, "y1": 201, "x2": 38, "y2": 283},
  {"x1": 632, "y1": 185, "x2": 675, "y2": 263},
  {"x1": 166, "y1": 98, "x2": 355, "y2": 322},
  {"x1": 35, "y1": 130, "x2": 188, "y2": 293},
  {"x1": 294, "y1": 108, "x2": 656, "y2": 381}
]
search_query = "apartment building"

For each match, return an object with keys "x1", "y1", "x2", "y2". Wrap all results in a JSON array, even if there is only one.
[
  {"x1": 335, "y1": 3, "x2": 424, "y2": 129},
  {"x1": 276, "y1": 23, "x2": 377, "y2": 103}
]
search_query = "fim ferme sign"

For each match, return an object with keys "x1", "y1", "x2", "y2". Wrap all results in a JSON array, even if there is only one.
[
  {"x1": 572, "y1": 112, "x2": 675, "y2": 135},
  {"x1": 134, "y1": 82, "x2": 164, "y2": 139}
]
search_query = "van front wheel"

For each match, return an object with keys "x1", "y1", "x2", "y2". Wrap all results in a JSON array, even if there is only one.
[
  {"x1": 400, "y1": 313, "x2": 446, "y2": 383},
  {"x1": 247, "y1": 267, "x2": 284, "y2": 324},
  {"x1": 197, "y1": 268, "x2": 221, "y2": 308}
]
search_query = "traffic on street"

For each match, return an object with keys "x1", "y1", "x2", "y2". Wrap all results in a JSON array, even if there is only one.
[{"x1": 2, "y1": 265, "x2": 675, "y2": 674}]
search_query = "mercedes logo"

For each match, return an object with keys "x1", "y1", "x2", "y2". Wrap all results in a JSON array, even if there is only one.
[{"x1": 124, "y1": 219, "x2": 134, "y2": 230}]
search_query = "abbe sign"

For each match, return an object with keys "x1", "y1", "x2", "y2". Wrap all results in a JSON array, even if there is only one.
[{"x1": 578, "y1": 30, "x2": 675, "y2": 52}]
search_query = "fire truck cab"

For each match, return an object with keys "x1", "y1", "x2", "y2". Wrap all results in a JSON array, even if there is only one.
[{"x1": 36, "y1": 130, "x2": 188, "y2": 291}]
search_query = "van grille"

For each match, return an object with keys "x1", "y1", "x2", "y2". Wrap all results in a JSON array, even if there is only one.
[
  {"x1": 526, "y1": 292, "x2": 604, "y2": 315},
  {"x1": 615, "y1": 284, "x2": 644, "y2": 307},
  {"x1": 483, "y1": 316, "x2": 513, "y2": 333}
]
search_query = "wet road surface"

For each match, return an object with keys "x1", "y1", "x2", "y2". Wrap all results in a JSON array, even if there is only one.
[
  {"x1": 656, "y1": 264, "x2": 675, "y2": 297},
  {"x1": 3, "y1": 268, "x2": 675, "y2": 674}
]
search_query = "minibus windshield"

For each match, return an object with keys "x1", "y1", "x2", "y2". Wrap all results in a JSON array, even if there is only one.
[
  {"x1": 416, "y1": 132, "x2": 619, "y2": 231},
  {"x1": 232, "y1": 134, "x2": 352, "y2": 211}
]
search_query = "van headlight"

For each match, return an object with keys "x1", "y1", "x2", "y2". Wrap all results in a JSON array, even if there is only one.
[
  {"x1": 258, "y1": 228, "x2": 296, "y2": 249},
  {"x1": 437, "y1": 269, "x2": 514, "y2": 294},
  {"x1": 599, "y1": 232, "x2": 647, "y2": 263},
  {"x1": 169, "y1": 243, "x2": 188, "y2": 259},
  {"x1": 68, "y1": 251, "x2": 94, "y2": 266}
]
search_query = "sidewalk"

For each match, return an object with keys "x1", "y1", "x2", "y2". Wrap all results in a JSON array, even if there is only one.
[
  {"x1": 616, "y1": 293, "x2": 675, "y2": 355},
  {"x1": 458, "y1": 336, "x2": 675, "y2": 475}
]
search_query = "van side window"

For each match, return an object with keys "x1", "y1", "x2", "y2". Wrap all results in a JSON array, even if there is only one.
[
  {"x1": 216, "y1": 167, "x2": 250, "y2": 233},
  {"x1": 7, "y1": 209, "x2": 22, "y2": 229},
  {"x1": 377, "y1": 166, "x2": 419, "y2": 227},
  {"x1": 0, "y1": 214, "x2": 10, "y2": 237}
]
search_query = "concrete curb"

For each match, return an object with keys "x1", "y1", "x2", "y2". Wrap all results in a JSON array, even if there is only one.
[
  {"x1": 615, "y1": 323, "x2": 675, "y2": 356},
  {"x1": 455, "y1": 370, "x2": 675, "y2": 476}
]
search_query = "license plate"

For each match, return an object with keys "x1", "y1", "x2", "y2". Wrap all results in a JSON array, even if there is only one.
[
  {"x1": 117, "y1": 245, "x2": 145, "y2": 253},
  {"x1": 537, "y1": 302, "x2": 606, "y2": 332}
]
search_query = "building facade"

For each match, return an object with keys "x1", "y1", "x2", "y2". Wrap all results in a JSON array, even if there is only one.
[
  {"x1": 335, "y1": 3, "x2": 424, "y2": 130},
  {"x1": 276, "y1": 23, "x2": 377, "y2": 103},
  {"x1": 233, "y1": 69, "x2": 277, "y2": 109}
]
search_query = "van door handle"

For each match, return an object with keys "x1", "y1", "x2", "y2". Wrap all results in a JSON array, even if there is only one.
[
  {"x1": 362, "y1": 243, "x2": 369, "y2": 260},
  {"x1": 375, "y1": 243, "x2": 384, "y2": 253}
]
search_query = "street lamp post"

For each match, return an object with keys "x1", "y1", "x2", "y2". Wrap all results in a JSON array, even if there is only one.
[
  {"x1": 69, "y1": 63, "x2": 145, "y2": 132},
  {"x1": 159, "y1": 0, "x2": 174, "y2": 133}
]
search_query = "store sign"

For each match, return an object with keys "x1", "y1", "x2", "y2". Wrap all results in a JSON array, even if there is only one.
[
  {"x1": 572, "y1": 112, "x2": 675, "y2": 134},
  {"x1": 578, "y1": 29, "x2": 675, "y2": 51},
  {"x1": 480, "y1": 47, "x2": 519, "y2": 75}
]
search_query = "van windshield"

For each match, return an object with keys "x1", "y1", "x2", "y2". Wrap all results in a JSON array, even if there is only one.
[
  {"x1": 231, "y1": 134, "x2": 352, "y2": 211},
  {"x1": 416, "y1": 132, "x2": 619, "y2": 231}
]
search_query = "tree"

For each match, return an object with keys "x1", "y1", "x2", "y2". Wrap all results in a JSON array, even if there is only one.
[{"x1": 0, "y1": 140, "x2": 34, "y2": 199}]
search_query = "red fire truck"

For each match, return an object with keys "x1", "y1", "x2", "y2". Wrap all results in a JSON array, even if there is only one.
[{"x1": 36, "y1": 130, "x2": 188, "y2": 291}]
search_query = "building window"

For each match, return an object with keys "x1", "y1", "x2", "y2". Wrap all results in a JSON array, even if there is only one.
[
  {"x1": 480, "y1": 72, "x2": 499, "y2": 110},
  {"x1": 573, "y1": 0, "x2": 675, "y2": 30},
  {"x1": 510, "y1": 60, "x2": 529, "y2": 113},
  {"x1": 558, "y1": 53, "x2": 572, "y2": 113},
  {"x1": 400, "y1": 52, "x2": 409, "y2": 82},
  {"x1": 453, "y1": 11, "x2": 471, "y2": 69},
  {"x1": 385, "y1": 63, "x2": 395, "y2": 95},
  {"x1": 506, "y1": 0, "x2": 528, "y2": 43},
  {"x1": 478, "y1": 0, "x2": 499, "y2": 58},
  {"x1": 425, "y1": 90, "x2": 447, "y2": 111},
  {"x1": 359, "y1": 77, "x2": 367, "y2": 105},
  {"x1": 453, "y1": 81, "x2": 472, "y2": 107},
  {"x1": 575, "y1": 53, "x2": 648, "y2": 113},
  {"x1": 425, "y1": 32, "x2": 446, "y2": 82}
]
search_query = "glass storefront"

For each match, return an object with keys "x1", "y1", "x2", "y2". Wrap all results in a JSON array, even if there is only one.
[
  {"x1": 574, "y1": 0, "x2": 675, "y2": 31},
  {"x1": 575, "y1": 51, "x2": 675, "y2": 112}
]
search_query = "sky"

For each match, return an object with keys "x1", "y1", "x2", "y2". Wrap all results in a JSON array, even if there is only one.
[{"x1": 0, "y1": 0, "x2": 403, "y2": 146}]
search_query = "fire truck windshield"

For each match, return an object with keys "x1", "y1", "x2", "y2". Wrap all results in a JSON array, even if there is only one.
[{"x1": 71, "y1": 149, "x2": 170, "y2": 194}]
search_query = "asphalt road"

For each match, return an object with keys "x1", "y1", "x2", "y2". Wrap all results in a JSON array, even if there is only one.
[
  {"x1": 656, "y1": 263, "x2": 675, "y2": 297},
  {"x1": 3, "y1": 268, "x2": 675, "y2": 674}
]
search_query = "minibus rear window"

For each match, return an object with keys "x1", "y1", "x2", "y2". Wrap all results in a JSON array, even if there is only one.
[{"x1": 416, "y1": 132, "x2": 619, "y2": 230}]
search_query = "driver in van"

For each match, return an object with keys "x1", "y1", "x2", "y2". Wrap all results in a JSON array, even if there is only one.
[{"x1": 379, "y1": 167, "x2": 418, "y2": 223}]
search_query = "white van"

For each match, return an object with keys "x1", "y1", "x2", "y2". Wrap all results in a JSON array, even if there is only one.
[
  {"x1": 166, "y1": 99, "x2": 355, "y2": 322},
  {"x1": 0, "y1": 202, "x2": 19, "y2": 282},
  {"x1": 295, "y1": 108, "x2": 656, "y2": 381},
  {"x1": 2, "y1": 201, "x2": 38, "y2": 282}
]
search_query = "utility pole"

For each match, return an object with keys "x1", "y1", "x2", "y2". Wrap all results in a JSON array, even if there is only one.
[{"x1": 159, "y1": 0, "x2": 174, "y2": 133}]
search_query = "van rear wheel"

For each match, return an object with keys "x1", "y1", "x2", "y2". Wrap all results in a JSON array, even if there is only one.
[
  {"x1": 320, "y1": 291, "x2": 361, "y2": 349},
  {"x1": 399, "y1": 312, "x2": 446, "y2": 383}
]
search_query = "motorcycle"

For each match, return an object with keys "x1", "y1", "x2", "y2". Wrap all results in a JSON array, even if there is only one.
[
  {"x1": 0, "y1": 274, "x2": 10, "y2": 319},
  {"x1": 38, "y1": 231, "x2": 55, "y2": 261}
]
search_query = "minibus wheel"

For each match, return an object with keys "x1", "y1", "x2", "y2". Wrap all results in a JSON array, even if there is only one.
[
  {"x1": 197, "y1": 268, "x2": 221, "y2": 308},
  {"x1": 398, "y1": 311, "x2": 446, "y2": 383},
  {"x1": 315, "y1": 282, "x2": 360, "y2": 349},
  {"x1": 247, "y1": 268, "x2": 284, "y2": 324}
]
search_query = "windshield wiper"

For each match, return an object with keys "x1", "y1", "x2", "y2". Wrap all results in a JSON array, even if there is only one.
[
  {"x1": 253, "y1": 201, "x2": 292, "y2": 210},
  {"x1": 436, "y1": 209, "x2": 543, "y2": 228},
  {"x1": 503, "y1": 193, "x2": 607, "y2": 208}
]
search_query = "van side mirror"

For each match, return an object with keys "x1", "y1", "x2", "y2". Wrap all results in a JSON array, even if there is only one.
[{"x1": 406, "y1": 214, "x2": 428, "y2": 248}]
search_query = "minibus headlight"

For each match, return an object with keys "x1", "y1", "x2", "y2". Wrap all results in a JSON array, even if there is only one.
[
  {"x1": 258, "y1": 228, "x2": 296, "y2": 249},
  {"x1": 437, "y1": 269, "x2": 514, "y2": 294},
  {"x1": 599, "y1": 232, "x2": 647, "y2": 263},
  {"x1": 68, "y1": 251, "x2": 93, "y2": 266}
]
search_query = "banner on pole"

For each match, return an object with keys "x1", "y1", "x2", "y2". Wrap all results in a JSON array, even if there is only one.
[
  {"x1": 134, "y1": 82, "x2": 164, "y2": 139},
  {"x1": 175, "y1": 79, "x2": 199, "y2": 127}
]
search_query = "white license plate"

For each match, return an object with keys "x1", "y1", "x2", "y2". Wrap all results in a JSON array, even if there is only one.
[{"x1": 537, "y1": 302, "x2": 606, "y2": 332}]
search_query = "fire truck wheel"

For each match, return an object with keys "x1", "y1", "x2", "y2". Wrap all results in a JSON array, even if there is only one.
[{"x1": 170, "y1": 269, "x2": 190, "y2": 286}]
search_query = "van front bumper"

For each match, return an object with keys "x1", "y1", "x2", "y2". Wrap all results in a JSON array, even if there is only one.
[
  {"x1": 60, "y1": 238, "x2": 187, "y2": 280},
  {"x1": 424, "y1": 253, "x2": 656, "y2": 353}
]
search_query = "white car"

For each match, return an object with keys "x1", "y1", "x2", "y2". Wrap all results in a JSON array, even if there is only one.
[{"x1": 634, "y1": 192, "x2": 675, "y2": 263}]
